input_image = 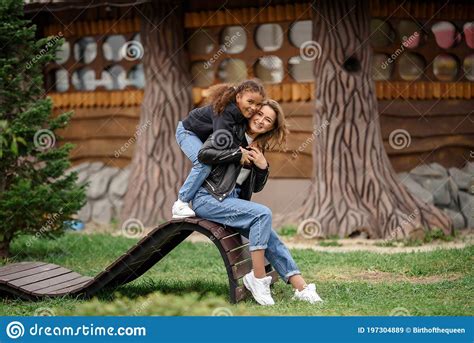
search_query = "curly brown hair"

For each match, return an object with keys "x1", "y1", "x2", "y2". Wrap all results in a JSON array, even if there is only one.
[
  {"x1": 205, "y1": 79, "x2": 266, "y2": 115},
  {"x1": 252, "y1": 99, "x2": 289, "y2": 152}
]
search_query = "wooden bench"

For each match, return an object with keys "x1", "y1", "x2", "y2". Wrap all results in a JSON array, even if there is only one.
[{"x1": 0, "y1": 218, "x2": 278, "y2": 303}]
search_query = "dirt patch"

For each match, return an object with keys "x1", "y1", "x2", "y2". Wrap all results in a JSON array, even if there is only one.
[
  {"x1": 280, "y1": 230, "x2": 474, "y2": 254},
  {"x1": 314, "y1": 269, "x2": 463, "y2": 284}
]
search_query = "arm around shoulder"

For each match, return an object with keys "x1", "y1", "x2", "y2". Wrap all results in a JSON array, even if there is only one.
[{"x1": 198, "y1": 135, "x2": 243, "y2": 165}]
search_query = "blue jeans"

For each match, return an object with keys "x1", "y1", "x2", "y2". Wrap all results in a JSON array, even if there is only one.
[
  {"x1": 193, "y1": 186, "x2": 301, "y2": 283},
  {"x1": 176, "y1": 121, "x2": 212, "y2": 203}
]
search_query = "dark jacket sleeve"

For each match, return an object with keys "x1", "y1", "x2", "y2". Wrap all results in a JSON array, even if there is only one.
[
  {"x1": 198, "y1": 134, "x2": 242, "y2": 165},
  {"x1": 252, "y1": 164, "x2": 269, "y2": 193},
  {"x1": 212, "y1": 103, "x2": 245, "y2": 149}
]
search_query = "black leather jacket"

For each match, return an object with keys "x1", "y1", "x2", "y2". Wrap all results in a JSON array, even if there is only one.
[{"x1": 197, "y1": 123, "x2": 269, "y2": 201}]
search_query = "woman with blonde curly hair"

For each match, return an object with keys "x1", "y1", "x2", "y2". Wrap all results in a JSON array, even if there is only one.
[{"x1": 192, "y1": 99, "x2": 324, "y2": 306}]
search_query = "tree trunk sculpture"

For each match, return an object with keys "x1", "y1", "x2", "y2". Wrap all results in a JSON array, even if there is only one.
[
  {"x1": 121, "y1": 1, "x2": 192, "y2": 227},
  {"x1": 290, "y1": 0, "x2": 452, "y2": 239}
]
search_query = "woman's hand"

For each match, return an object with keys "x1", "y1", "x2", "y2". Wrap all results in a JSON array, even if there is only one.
[
  {"x1": 239, "y1": 147, "x2": 252, "y2": 166},
  {"x1": 247, "y1": 146, "x2": 268, "y2": 170}
]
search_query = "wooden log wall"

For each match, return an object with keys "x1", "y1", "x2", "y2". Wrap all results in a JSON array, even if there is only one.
[
  {"x1": 54, "y1": 105, "x2": 140, "y2": 169},
  {"x1": 55, "y1": 98, "x2": 474, "y2": 176},
  {"x1": 183, "y1": 1, "x2": 474, "y2": 27}
]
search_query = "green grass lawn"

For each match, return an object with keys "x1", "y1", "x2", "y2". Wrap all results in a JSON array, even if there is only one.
[{"x1": 1, "y1": 232, "x2": 473, "y2": 316}]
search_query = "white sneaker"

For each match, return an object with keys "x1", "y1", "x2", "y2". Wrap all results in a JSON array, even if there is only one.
[
  {"x1": 293, "y1": 283, "x2": 323, "y2": 304},
  {"x1": 172, "y1": 199, "x2": 195, "y2": 219},
  {"x1": 243, "y1": 270, "x2": 275, "y2": 306}
]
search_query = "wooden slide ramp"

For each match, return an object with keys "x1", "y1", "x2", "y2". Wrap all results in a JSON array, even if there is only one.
[{"x1": 0, "y1": 218, "x2": 278, "y2": 303}]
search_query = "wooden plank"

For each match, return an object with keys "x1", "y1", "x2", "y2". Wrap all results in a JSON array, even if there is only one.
[
  {"x1": 97, "y1": 230, "x2": 191, "y2": 289},
  {"x1": 49, "y1": 90, "x2": 144, "y2": 109},
  {"x1": 103, "y1": 253, "x2": 132, "y2": 273},
  {"x1": 198, "y1": 221, "x2": 236, "y2": 240},
  {"x1": 384, "y1": 134, "x2": 474, "y2": 155},
  {"x1": 126, "y1": 249, "x2": 161, "y2": 269},
  {"x1": 23, "y1": 272, "x2": 83, "y2": 292},
  {"x1": 0, "y1": 262, "x2": 32, "y2": 273},
  {"x1": 219, "y1": 234, "x2": 245, "y2": 252},
  {"x1": 378, "y1": 100, "x2": 474, "y2": 117},
  {"x1": 53, "y1": 106, "x2": 140, "y2": 120},
  {"x1": 46, "y1": 279, "x2": 92, "y2": 295},
  {"x1": 280, "y1": 102, "x2": 314, "y2": 117},
  {"x1": 226, "y1": 245, "x2": 251, "y2": 265},
  {"x1": 1, "y1": 264, "x2": 60, "y2": 282},
  {"x1": 183, "y1": 217, "x2": 204, "y2": 225},
  {"x1": 58, "y1": 117, "x2": 139, "y2": 141},
  {"x1": 286, "y1": 116, "x2": 314, "y2": 132},
  {"x1": 280, "y1": 131, "x2": 315, "y2": 153},
  {"x1": 9, "y1": 267, "x2": 73, "y2": 287},
  {"x1": 128, "y1": 242, "x2": 164, "y2": 260},
  {"x1": 35, "y1": 276, "x2": 93, "y2": 295},
  {"x1": 66, "y1": 138, "x2": 135, "y2": 160},
  {"x1": 118, "y1": 232, "x2": 182, "y2": 267},
  {"x1": 380, "y1": 114, "x2": 474, "y2": 139},
  {"x1": 0, "y1": 285, "x2": 36, "y2": 301},
  {"x1": 103, "y1": 231, "x2": 193, "y2": 289},
  {"x1": 232, "y1": 259, "x2": 253, "y2": 279},
  {"x1": 266, "y1": 152, "x2": 312, "y2": 179},
  {"x1": 70, "y1": 157, "x2": 130, "y2": 169},
  {"x1": 0, "y1": 262, "x2": 48, "y2": 277}
]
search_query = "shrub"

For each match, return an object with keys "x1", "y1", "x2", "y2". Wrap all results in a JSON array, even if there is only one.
[{"x1": 0, "y1": 0, "x2": 86, "y2": 257}]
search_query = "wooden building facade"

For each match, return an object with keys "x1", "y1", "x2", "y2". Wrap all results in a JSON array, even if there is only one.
[{"x1": 26, "y1": 0, "x2": 474, "y2": 182}]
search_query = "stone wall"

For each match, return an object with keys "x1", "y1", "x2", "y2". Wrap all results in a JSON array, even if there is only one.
[
  {"x1": 398, "y1": 162, "x2": 473, "y2": 230},
  {"x1": 67, "y1": 161, "x2": 474, "y2": 230},
  {"x1": 67, "y1": 162, "x2": 130, "y2": 224}
]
